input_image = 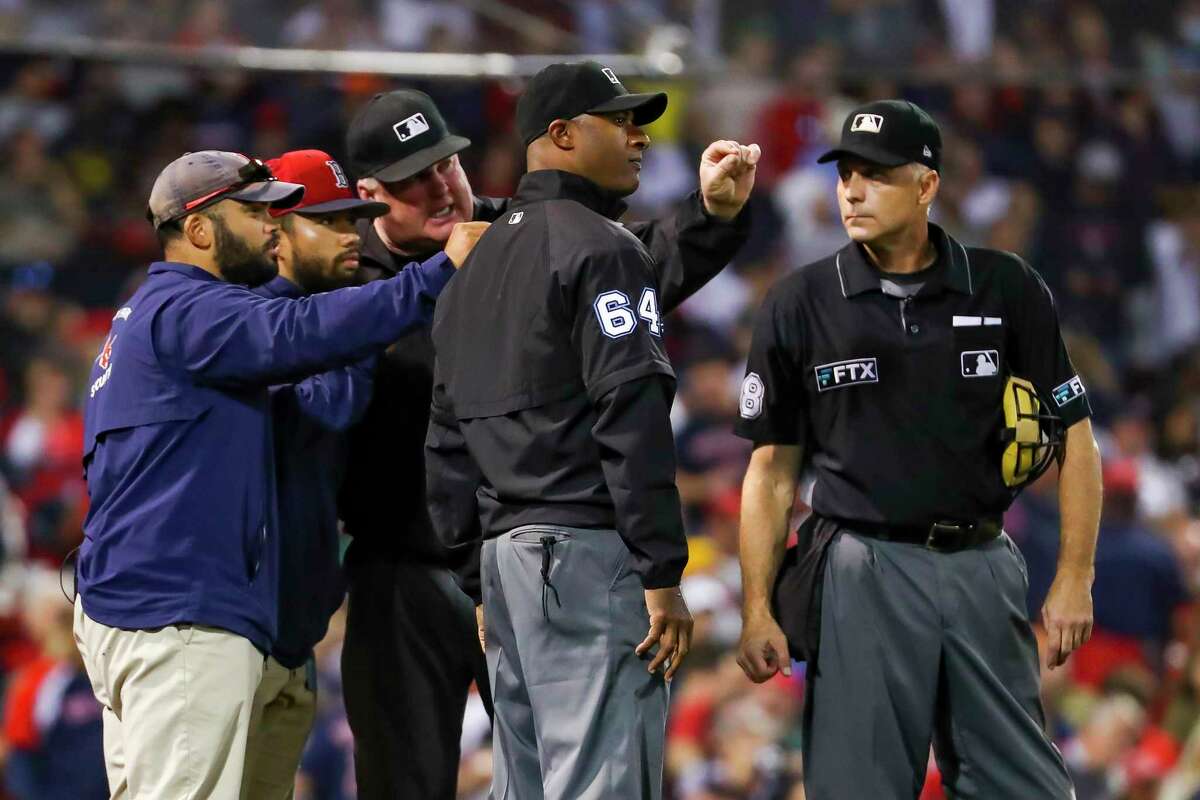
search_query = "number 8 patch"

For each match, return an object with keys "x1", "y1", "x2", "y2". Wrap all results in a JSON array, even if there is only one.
[{"x1": 739, "y1": 372, "x2": 764, "y2": 419}]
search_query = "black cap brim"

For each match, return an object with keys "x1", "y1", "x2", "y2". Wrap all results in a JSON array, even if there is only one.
[
  {"x1": 228, "y1": 180, "x2": 306, "y2": 208},
  {"x1": 371, "y1": 135, "x2": 471, "y2": 183},
  {"x1": 816, "y1": 145, "x2": 910, "y2": 168},
  {"x1": 295, "y1": 198, "x2": 390, "y2": 219},
  {"x1": 589, "y1": 92, "x2": 668, "y2": 126}
]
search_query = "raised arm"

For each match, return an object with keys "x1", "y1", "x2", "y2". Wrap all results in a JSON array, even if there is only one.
[
  {"x1": 270, "y1": 356, "x2": 376, "y2": 432},
  {"x1": 155, "y1": 253, "x2": 454, "y2": 387},
  {"x1": 624, "y1": 141, "x2": 759, "y2": 311},
  {"x1": 154, "y1": 222, "x2": 488, "y2": 388}
]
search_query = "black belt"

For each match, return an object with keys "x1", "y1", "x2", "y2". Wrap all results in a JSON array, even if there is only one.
[{"x1": 834, "y1": 517, "x2": 1002, "y2": 553}]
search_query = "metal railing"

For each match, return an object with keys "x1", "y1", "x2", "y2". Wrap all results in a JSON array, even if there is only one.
[
  {"x1": 0, "y1": 34, "x2": 1194, "y2": 89},
  {"x1": 0, "y1": 35, "x2": 685, "y2": 78}
]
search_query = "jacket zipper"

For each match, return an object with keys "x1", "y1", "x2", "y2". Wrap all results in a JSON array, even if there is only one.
[{"x1": 899, "y1": 296, "x2": 913, "y2": 335}]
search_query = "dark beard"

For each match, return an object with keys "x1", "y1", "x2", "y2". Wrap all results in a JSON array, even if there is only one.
[
  {"x1": 292, "y1": 251, "x2": 357, "y2": 294},
  {"x1": 213, "y1": 214, "x2": 278, "y2": 287}
]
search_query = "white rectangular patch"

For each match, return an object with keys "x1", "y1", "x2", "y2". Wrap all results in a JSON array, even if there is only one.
[
  {"x1": 393, "y1": 112, "x2": 430, "y2": 142},
  {"x1": 508, "y1": 211, "x2": 524, "y2": 224},
  {"x1": 961, "y1": 350, "x2": 999, "y2": 378},
  {"x1": 952, "y1": 315, "x2": 982, "y2": 327},
  {"x1": 850, "y1": 114, "x2": 883, "y2": 134},
  {"x1": 814, "y1": 358, "x2": 878, "y2": 391},
  {"x1": 984, "y1": 316, "x2": 1002, "y2": 326}
]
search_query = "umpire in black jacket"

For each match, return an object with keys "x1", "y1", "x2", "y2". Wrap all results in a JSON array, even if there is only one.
[
  {"x1": 341, "y1": 85, "x2": 754, "y2": 798},
  {"x1": 426, "y1": 63, "x2": 759, "y2": 799}
]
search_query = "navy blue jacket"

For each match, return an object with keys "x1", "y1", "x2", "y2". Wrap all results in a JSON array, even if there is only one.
[
  {"x1": 79, "y1": 255, "x2": 453, "y2": 653},
  {"x1": 256, "y1": 274, "x2": 373, "y2": 668}
]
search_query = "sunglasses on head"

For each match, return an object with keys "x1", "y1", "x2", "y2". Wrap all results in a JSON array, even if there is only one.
[{"x1": 182, "y1": 156, "x2": 277, "y2": 212}]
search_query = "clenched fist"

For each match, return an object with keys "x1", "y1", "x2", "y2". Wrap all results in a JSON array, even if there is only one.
[
  {"x1": 445, "y1": 221, "x2": 491, "y2": 268},
  {"x1": 699, "y1": 140, "x2": 761, "y2": 220}
]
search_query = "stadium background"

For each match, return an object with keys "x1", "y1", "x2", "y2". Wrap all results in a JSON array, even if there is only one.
[{"x1": 1, "y1": 0, "x2": 1199, "y2": 797}]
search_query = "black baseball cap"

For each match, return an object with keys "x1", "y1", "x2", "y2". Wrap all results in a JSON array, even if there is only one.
[
  {"x1": 817, "y1": 99, "x2": 941, "y2": 171},
  {"x1": 345, "y1": 90, "x2": 472, "y2": 183},
  {"x1": 516, "y1": 61, "x2": 668, "y2": 146}
]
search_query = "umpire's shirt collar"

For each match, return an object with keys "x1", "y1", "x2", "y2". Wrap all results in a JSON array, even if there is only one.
[
  {"x1": 513, "y1": 169, "x2": 628, "y2": 220},
  {"x1": 835, "y1": 222, "x2": 973, "y2": 298}
]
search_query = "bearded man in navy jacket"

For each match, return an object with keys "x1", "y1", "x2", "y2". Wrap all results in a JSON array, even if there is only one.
[{"x1": 73, "y1": 150, "x2": 486, "y2": 800}]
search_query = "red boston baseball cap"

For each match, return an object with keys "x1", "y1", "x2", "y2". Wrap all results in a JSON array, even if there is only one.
[{"x1": 265, "y1": 150, "x2": 389, "y2": 218}]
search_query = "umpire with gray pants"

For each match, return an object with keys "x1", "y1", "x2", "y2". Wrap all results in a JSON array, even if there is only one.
[
  {"x1": 426, "y1": 62, "x2": 759, "y2": 799},
  {"x1": 735, "y1": 100, "x2": 1103, "y2": 798}
]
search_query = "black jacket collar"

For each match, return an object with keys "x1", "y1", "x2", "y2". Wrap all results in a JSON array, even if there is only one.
[
  {"x1": 513, "y1": 170, "x2": 628, "y2": 221},
  {"x1": 835, "y1": 222, "x2": 973, "y2": 298},
  {"x1": 358, "y1": 195, "x2": 510, "y2": 276}
]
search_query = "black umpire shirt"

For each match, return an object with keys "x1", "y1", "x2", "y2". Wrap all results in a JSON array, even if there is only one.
[
  {"x1": 426, "y1": 170, "x2": 749, "y2": 597},
  {"x1": 734, "y1": 222, "x2": 1091, "y2": 527},
  {"x1": 342, "y1": 195, "x2": 507, "y2": 572},
  {"x1": 350, "y1": 177, "x2": 747, "y2": 597}
]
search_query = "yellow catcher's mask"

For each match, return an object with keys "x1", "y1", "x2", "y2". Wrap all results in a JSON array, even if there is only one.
[{"x1": 1000, "y1": 376, "x2": 1064, "y2": 488}]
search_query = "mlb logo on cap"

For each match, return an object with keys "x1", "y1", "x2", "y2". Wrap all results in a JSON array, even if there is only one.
[
  {"x1": 851, "y1": 114, "x2": 883, "y2": 134},
  {"x1": 601, "y1": 67, "x2": 620, "y2": 85},
  {"x1": 394, "y1": 112, "x2": 431, "y2": 143},
  {"x1": 817, "y1": 99, "x2": 942, "y2": 170}
]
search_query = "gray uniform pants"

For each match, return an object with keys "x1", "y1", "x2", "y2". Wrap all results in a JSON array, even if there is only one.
[
  {"x1": 482, "y1": 525, "x2": 668, "y2": 800},
  {"x1": 803, "y1": 530, "x2": 1074, "y2": 800}
]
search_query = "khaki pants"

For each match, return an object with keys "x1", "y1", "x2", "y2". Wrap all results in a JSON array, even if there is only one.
[
  {"x1": 73, "y1": 599, "x2": 264, "y2": 800},
  {"x1": 241, "y1": 656, "x2": 317, "y2": 800}
]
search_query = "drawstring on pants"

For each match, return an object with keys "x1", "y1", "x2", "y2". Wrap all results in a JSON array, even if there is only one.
[
  {"x1": 540, "y1": 536, "x2": 562, "y2": 619},
  {"x1": 60, "y1": 545, "x2": 80, "y2": 604}
]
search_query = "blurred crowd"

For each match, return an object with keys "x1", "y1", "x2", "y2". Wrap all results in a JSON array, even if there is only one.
[
  {"x1": 2, "y1": 0, "x2": 1200, "y2": 798},
  {"x1": 0, "y1": 0, "x2": 1195, "y2": 72}
]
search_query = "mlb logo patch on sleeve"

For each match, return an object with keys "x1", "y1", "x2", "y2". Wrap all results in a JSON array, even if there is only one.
[
  {"x1": 1052, "y1": 376, "x2": 1086, "y2": 407},
  {"x1": 960, "y1": 350, "x2": 999, "y2": 378},
  {"x1": 814, "y1": 358, "x2": 878, "y2": 391}
]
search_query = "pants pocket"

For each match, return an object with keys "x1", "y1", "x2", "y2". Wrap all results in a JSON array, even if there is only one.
[
  {"x1": 1001, "y1": 533, "x2": 1029, "y2": 587},
  {"x1": 504, "y1": 531, "x2": 614, "y2": 688},
  {"x1": 607, "y1": 545, "x2": 636, "y2": 591}
]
